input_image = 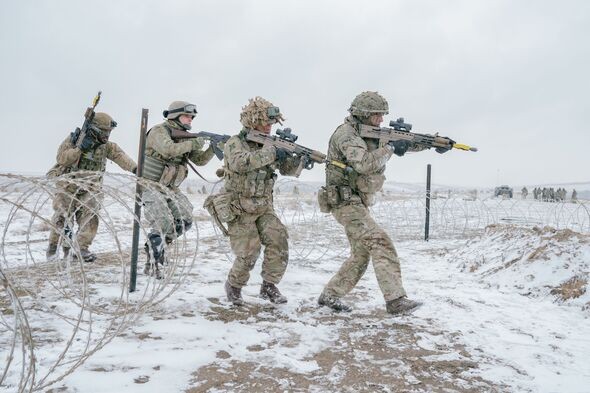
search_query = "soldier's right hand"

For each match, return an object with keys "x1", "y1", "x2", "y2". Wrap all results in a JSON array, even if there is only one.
[
  {"x1": 388, "y1": 140, "x2": 410, "y2": 157},
  {"x1": 191, "y1": 138, "x2": 205, "y2": 151},
  {"x1": 274, "y1": 147, "x2": 290, "y2": 163},
  {"x1": 79, "y1": 133, "x2": 98, "y2": 152}
]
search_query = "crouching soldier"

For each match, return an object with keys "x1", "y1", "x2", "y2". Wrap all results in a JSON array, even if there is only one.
[
  {"x1": 206, "y1": 97, "x2": 301, "y2": 305},
  {"x1": 46, "y1": 112, "x2": 137, "y2": 262},
  {"x1": 142, "y1": 101, "x2": 215, "y2": 279}
]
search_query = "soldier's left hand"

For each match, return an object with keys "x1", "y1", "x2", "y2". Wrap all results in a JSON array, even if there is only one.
[{"x1": 388, "y1": 140, "x2": 410, "y2": 157}]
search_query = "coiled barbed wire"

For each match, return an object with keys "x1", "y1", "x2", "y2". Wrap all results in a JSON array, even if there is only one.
[
  {"x1": 1, "y1": 172, "x2": 588, "y2": 392},
  {"x1": 0, "y1": 172, "x2": 199, "y2": 392}
]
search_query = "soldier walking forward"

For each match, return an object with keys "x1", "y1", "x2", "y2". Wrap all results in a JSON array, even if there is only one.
[
  {"x1": 317, "y1": 91, "x2": 451, "y2": 315},
  {"x1": 46, "y1": 112, "x2": 136, "y2": 262},
  {"x1": 219, "y1": 97, "x2": 302, "y2": 305},
  {"x1": 142, "y1": 101, "x2": 216, "y2": 278}
]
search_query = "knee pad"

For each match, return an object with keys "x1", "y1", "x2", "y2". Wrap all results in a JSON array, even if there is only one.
[{"x1": 145, "y1": 232, "x2": 165, "y2": 264}]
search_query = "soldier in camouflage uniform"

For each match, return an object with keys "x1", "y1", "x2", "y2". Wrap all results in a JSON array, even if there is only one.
[
  {"x1": 46, "y1": 112, "x2": 137, "y2": 262},
  {"x1": 218, "y1": 97, "x2": 301, "y2": 305},
  {"x1": 317, "y1": 91, "x2": 451, "y2": 315},
  {"x1": 142, "y1": 101, "x2": 216, "y2": 279}
]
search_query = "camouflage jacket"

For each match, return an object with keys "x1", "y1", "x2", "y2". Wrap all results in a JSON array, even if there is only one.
[
  {"x1": 325, "y1": 116, "x2": 399, "y2": 206},
  {"x1": 46, "y1": 135, "x2": 137, "y2": 180},
  {"x1": 144, "y1": 120, "x2": 215, "y2": 188},
  {"x1": 145, "y1": 120, "x2": 214, "y2": 165},
  {"x1": 222, "y1": 128, "x2": 300, "y2": 214}
]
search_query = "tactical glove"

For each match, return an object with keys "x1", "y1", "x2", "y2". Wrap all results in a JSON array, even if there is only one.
[
  {"x1": 275, "y1": 147, "x2": 290, "y2": 163},
  {"x1": 388, "y1": 140, "x2": 410, "y2": 157},
  {"x1": 191, "y1": 137, "x2": 205, "y2": 151},
  {"x1": 79, "y1": 133, "x2": 98, "y2": 152},
  {"x1": 435, "y1": 137, "x2": 455, "y2": 154}
]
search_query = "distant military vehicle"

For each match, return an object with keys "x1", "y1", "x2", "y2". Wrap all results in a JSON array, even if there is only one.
[{"x1": 494, "y1": 185, "x2": 513, "y2": 198}]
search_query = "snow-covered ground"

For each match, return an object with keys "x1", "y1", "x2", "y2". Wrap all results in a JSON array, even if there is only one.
[{"x1": 1, "y1": 175, "x2": 589, "y2": 392}]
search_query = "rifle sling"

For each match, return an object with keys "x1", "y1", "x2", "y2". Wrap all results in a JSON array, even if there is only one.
[{"x1": 186, "y1": 160, "x2": 222, "y2": 185}]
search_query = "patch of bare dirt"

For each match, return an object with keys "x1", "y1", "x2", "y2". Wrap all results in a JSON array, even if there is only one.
[
  {"x1": 550, "y1": 276, "x2": 587, "y2": 301},
  {"x1": 187, "y1": 305, "x2": 507, "y2": 393}
]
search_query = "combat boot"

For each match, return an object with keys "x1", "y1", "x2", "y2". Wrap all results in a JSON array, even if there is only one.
[
  {"x1": 74, "y1": 248, "x2": 96, "y2": 263},
  {"x1": 386, "y1": 296, "x2": 422, "y2": 315},
  {"x1": 225, "y1": 280, "x2": 244, "y2": 306},
  {"x1": 260, "y1": 281, "x2": 287, "y2": 304},
  {"x1": 318, "y1": 292, "x2": 352, "y2": 312},
  {"x1": 46, "y1": 243, "x2": 58, "y2": 261}
]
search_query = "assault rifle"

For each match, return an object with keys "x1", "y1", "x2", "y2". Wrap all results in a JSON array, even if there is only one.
[
  {"x1": 169, "y1": 129, "x2": 231, "y2": 160},
  {"x1": 71, "y1": 91, "x2": 102, "y2": 167},
  {"x1": 246, "y1": 128, "x2": 349, "y2": 177},
  {"x1": 359, "y1": 117, "x2": 478, "y2": 153}
]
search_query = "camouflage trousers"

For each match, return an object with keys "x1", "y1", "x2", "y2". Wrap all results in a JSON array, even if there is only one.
[
  {"x1": 143, "y1": 186, "x2": 193, "y2": 241},
  {"x1": 48, "y1": 187, "x2": 101, "y2": 250},
  {"x1": 226, "y1": 208, "x2": 289, "y2": 288},
  {"x1": 322, "y1": 203, "x2": 406, "y2": 302}
]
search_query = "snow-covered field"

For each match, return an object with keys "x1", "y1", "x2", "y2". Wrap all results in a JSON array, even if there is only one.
[{"x1": 1, "y1": 174, "x2": 589, "y2": 392}]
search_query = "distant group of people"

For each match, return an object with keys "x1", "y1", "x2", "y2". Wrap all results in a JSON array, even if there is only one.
[{"x1": 522, "y1": 187, "x2": 578, "y2": 202}]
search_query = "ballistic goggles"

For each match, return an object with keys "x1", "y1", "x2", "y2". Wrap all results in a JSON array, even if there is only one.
[
  {"x1": 168, "y1": 104, "x2": 198, "y2": 116},
  {"x1": 267, "y1": 106, "x2": 281, "y2": 119}
]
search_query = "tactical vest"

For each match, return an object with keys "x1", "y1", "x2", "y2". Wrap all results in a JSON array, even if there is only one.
[
  {"x1": 143, "y1": 154, "x2": 185, "y2": 182},
  {"x1": 143, "y1": 124, "x2": 187, "y2": 183},
  {"x1": 224, "y1": 135, "x2": 277, "y2": 198},
  {"x1": 324, "y1": 120, "x2": 384, "y2": 207},
  {"x1": 77, "y1": 145, "x2": 108, "y2": 172}
]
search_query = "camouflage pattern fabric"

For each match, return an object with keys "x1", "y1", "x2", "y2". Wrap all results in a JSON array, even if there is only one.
[
  {"x1": 321, "y1": 115, "x2": 408, "y2": 302},
  {"x1": 143, "y1": 119, "x2": 215, "y2": 239},
  {"x1": 222, "y1": 129, "x2": 300, "y2": 289},
  {"x1": 46, "y1": 136, "x2": 136, "y2": 249},
  {"x1": 325, "y1": 116, "x2": 394, "y2": 205},
  {"x1": 322, "y1": 203, "x2": 406, "y2": 302},
  {"x1": 226, "y1": 208, "x2": 289, "y2": 288},
  {"x1": 145, "y1": 120, "x2": 214, "y2": 171},
  {"x1": 47, "y1": 136, "x2": 136, "y2": 178},
  {"x1": 48, "y1": 188, "x2": 101, "y2": 249},
  {"x1": 143, "y1": 186, "x2": 193, "y2": 241}
]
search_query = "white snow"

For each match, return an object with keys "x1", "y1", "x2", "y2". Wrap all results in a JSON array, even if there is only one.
[{"x1": 1, "y1": 177, "x2": 589, "y2": 392}]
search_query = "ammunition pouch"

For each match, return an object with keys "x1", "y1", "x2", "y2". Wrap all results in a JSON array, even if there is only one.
[
  {"x1": 143, "y1": 155, "x2": 187, "y2": 187},
  {"x1": 160, "y1": 164, "x2": 187, "y2": 187},
  {"x1": 324, "y1": 185, "x2": 362, "y2": 209},
  {"x1": 204, "y1": 192, "x2": 237, "y2": 223},
  {"x1": 237, "y1": 196, "x2": 269, "y2": 215},
  {"x1": 226, "y1": 169, "x2": 276, "y2": 198},
  {"x1": 203, "y1": 193, "x2": 235, "y2": 236},
  {"x1": 244, "y1": 170, "x2": 276, "y2": 198}
]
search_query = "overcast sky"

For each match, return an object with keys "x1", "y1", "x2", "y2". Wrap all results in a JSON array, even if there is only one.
[{"x1": 1, "y1": 0, "x2": 588, "y2": 188}]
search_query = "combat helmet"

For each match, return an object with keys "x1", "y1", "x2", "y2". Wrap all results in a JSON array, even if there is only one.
[
  {"x1": 92, "y1": 112, "x2": 117, "y2": 131},
  {"x1": 163, "y1": 101, "x2": 198, "y2": 120},
  {"x1": 348, "y1": 91, "x2": 389, "y2": 117},
  {"x1": 240, "y1": 97, "x2": 284, "y2": 129}
]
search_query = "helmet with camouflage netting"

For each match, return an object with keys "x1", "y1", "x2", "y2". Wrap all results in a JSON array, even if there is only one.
[
  {"x1": 163, "y1": 101, "x2": 198, "y2": 120},
  {"x1": 240, "y1": 96, "x2": 284, "y2": 129},
  {"x1": 348, "y1": 91, "x2": 389, "y2": 117}
]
